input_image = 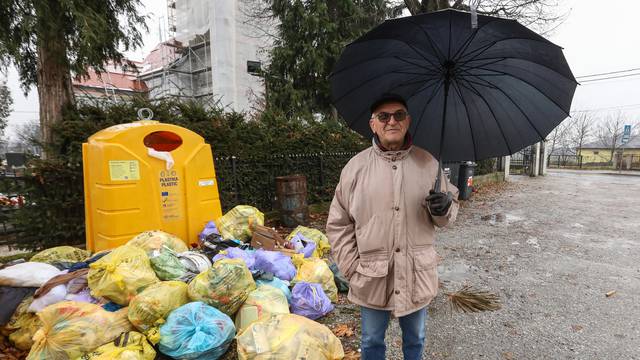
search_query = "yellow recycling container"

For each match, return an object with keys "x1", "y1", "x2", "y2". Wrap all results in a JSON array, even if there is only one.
[{"x1": 83, "y1": 120, "x2": 223, "y2": 252}]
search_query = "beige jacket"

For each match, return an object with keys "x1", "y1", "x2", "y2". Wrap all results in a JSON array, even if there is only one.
[{"x1": 326, "y1": 140, "x2": 459, "y2": 317}]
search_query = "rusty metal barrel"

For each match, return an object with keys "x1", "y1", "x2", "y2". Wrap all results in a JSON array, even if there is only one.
[{"x1": 275, "y1": 175, "x2": 309, "y2": 227}]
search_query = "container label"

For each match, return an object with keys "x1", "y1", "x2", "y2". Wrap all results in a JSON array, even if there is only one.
[
  {"x1": 159, "y1": 170, "x2": 182, "y2": 222},
  {"x1": 198, "y1": 179, "x2": 215, "y2": 187},
  {"x1": 109, "y1": 160, "x2": 140, "y2": 181}
]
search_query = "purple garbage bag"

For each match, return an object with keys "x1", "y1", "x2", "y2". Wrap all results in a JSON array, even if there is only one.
[
  {"x1": 253, "y1": 250, "x2": 297, "y2": 281},
  {"x1": 290, "y1": 233, "x2": 316, "y2": 258},
  {"x1": 199, "y1": 221, "x2": 220, "y2": 241},
  {"x1": 212, "y1": 247, "x2": 256, "y2": 270},
  {"x1": 290, "y1": 282, "x2": 334, "y2": 320}
]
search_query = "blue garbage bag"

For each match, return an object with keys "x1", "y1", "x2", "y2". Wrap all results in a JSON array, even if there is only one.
[
  {"x1": 159, "y1": 301, "x2": 235, "y2": 359},
  {"x1": 212, "y1": 247, "x2": 256, "y2": 270},
  {"x1": 256, "y1": 277, "x2": 292, "y2": 303},
  {"x1": 253, "y1": 250, "x2": 296, "y2": 281},
  {"x1": 290, "y1": 282, "x2": 334, "y2": 320}
]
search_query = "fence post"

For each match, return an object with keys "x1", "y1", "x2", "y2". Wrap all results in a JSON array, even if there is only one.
[{"x1": 231, "y1": 156, "x2": 239, "y2": 204}]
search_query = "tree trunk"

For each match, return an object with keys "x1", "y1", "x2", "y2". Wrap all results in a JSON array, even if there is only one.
[{"x1": 35, "y1": 1, "x2": 75, "y2": 157}]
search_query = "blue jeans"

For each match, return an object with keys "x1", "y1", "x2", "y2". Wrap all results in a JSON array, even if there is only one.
[{"x1": 360, "y1": 306, "x2": 428, "y2": 360}]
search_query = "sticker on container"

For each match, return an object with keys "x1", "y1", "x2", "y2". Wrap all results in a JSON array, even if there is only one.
[
  {"x1": 160, "y1": 169, "x2": 183, "y2": 222},
  {"x1": 198, "y1": 179, "x2": 215, "y2": 187},
  {"x1": 109, "y1": 160, "x2": 140, "y2": 181}
]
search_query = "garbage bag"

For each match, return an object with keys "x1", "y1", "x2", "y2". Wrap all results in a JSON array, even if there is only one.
[
  {"x1": 253, "y1": 249, "x2": 296, "y2": 281},
  {"x1": 285, "y1": 226, "x2": 331, "y2": 258},
  {"x1": 128, "y1": 281, "x2": 189, "y2": 345},
  {"x1": 158, "y1": 301, "x2": 235, "y2": 360},
  {"x1": 290, "y1": 282, "x2": 334, "y2": 320},
  {"x1": 0, "y1": 286, "x2": 36, "y2": 325},
  {"x1": 188, "y1": 258, "x2": 256, "y2": 316},
  {"x1": 328, "y1": 261, "x2": 349, "y2": 293},
  {"x1": 128, "y1": 230, "x2": 189, "y2": 253},
  {"x1": 79, "y1": 331, "x2": 156, "y2": 360},
  {"x1": 236, "y1": 313, "x2": 344, "y2": 360},
  {"x1": 4, "y1": 296, "x2": 41, "y2": 350},
  {"x1": 212, "y1": 247, "x2": 256, "y2": 270},
  {"x1": 30, "y1": 246, "x2": 90, "y2": 264},
  {"x1": 289, "y1": 232, "x2": 317, "y2": 258},
  {"x1": 292, "y1": 255, "x2": 338, "y2": 302},
  {"x1": 235, "y1": 285, "x2": 290, "y2": 334},
  {"x1": 148, "y1": 247, "x2": 189, "y2": 281},
  {"x1": 177, "y1": 251, "x2": 212, "y2": 274},
  {"x1": 256, "y1": 277, "x2": 292, "y2": 302},
  {"x1": 198, "y1": 221, "x2": 220, "y2": 241},
  {"x1": 214, "y1": 205, "x2": 264, "y2": 242},
  {"x1": 27, "y1": 302, "x2": 132, "y2": 360},
  {"x1": 0, "y1": 262, "x2": 63, "y2": 287},
  {"x1": 28, "y1": 284, "x2": 67, "y2": 313},
  {"x1": 88, "y1": 245, "x2": 159, "y2": 305}
]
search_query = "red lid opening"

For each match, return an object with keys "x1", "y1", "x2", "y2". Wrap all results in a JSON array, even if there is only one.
[{"x1": 144, "y1": 131, "x2": 183, "y2": 152}]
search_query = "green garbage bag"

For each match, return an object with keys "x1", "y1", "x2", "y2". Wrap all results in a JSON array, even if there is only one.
[{"x1": 148, "y1": 247, "x2": 188, "y2": 281}]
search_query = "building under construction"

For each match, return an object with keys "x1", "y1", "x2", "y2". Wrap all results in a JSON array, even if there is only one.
[{"x1": 138, "y1": 0, "x2": 270, "y2": 113}]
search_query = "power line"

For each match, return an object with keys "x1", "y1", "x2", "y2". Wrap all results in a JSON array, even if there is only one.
[
  {"x1": 572, "y1": 103, "x2": 640, "y2": 113},
  {"x1": 579, "y1": 72, "x2": 640, "y2": 83},
  {"x1": 576, "y1": 67, "x2": 640, "y2": 79}
]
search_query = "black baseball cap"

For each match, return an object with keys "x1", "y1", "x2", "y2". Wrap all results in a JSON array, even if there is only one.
[{"x1": 370, "y1": 93, "x2": 408, "y2": 113}]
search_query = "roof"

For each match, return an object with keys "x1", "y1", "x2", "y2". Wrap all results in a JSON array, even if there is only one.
[
  {"x1": 139, "y1": 39, "x2": 183, "y2": 75},
  {"x1": 580, "y1": 136, "x2": 640, "y2": 150},
  {"x1": 73, "y1": 67, "x2": 147, "y2": 93}
]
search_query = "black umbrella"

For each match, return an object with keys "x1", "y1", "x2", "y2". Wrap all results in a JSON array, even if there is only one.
[{"x1": 330, "y1": 9, "x2": 577, "y2": 189}]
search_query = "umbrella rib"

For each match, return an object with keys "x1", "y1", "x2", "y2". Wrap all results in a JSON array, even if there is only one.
[
  {"x1": 461, "y1": 73, "x2": 547, "y2": 140},
  {"x1": 459, "y1": 56, "x2": 578, "y2": 84},
  {"x1": 458, "y1": 57, "x2": 507, "y2": 71},
  {"x1": 409, "y1": 80, "x2": 445, "y2": 143},
  {"x1": 332, "y1": 67, "x2": 417, "y2": 104},
  {"x1": 451, "y1": 80, "x2": 478, "y2": 161},
  {"x1": 459, "y1": 66, "x2": 572, "y2": 116},
  {"x1": 344, "y1": 76, "x2": 440, "y2": 129},
  {"x1": 457, "y1": 36, "x2": 563, "y2": 67},
  {"x1": 405, "y1": 18, "x2": 446, "y2": 62},
  {"x1": 451, "y1": 19, "x2": 503, "y2": 63},
  {"x1": 394, "y1": 56, "x2": 441, "y2": 73},
  {"x1": 457, "y1": 79, "x2": 514, "y2": 155},
  {"x1": 330, "y1": 56, "x2": 427, "y2": 78}
]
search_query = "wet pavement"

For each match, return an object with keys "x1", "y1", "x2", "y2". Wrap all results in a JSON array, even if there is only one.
[{"x1": 409, "y1": 169, "x2": 640, "y2": 359}]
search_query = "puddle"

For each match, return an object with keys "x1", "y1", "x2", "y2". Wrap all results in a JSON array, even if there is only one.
[
  {"x1": 438, "y1": 261, "x2": 479, "y2": 283},
  {"x1": 480, "y1": 212, "x2": 524, "y2": 226}
]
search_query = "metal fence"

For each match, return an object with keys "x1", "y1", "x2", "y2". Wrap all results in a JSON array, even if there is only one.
[{"x1": 548, "y1": 154, "x2": 640, "y2": 170}]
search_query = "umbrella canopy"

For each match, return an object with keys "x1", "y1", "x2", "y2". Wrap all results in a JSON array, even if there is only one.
[{"x1": 330, "y1": 9, "x2": 577, "y2": 162}]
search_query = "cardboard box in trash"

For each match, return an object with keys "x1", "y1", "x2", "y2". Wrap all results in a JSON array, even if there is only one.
[{"x1": 251, "y1": 225, "x2": 296, "y2": 257}]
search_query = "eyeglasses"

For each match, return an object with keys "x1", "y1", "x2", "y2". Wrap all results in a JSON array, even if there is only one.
[{"x1": 374, "y1": 110, "x2": 408, "y2": 123}]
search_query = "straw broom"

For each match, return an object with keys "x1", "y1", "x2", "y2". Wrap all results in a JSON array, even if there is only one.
[{"x1": 443, "y1": 285, "x2": 502, "y2": 313}]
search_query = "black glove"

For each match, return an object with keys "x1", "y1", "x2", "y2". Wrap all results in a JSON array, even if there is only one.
[{"x1": 426, "y1": 190, "x2": 453, "y2": 216}]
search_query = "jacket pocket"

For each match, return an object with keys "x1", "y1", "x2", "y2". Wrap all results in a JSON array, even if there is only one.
[
  {"x1": 411, "y1": 248, "x2": 438, "y2": 304},
  {"x1": 349, "y1": 255, "x2": 390, "y2": 307}
]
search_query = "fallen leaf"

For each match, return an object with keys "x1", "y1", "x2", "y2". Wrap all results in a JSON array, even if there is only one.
[
  {"x1": 333, "y1": 323, "x2": 355, "y2": 338},
  {"x1": 571, "y1": 325, "x2": 584, "y2": 333},
  {"x1": 502, "y1": 352, "x2": 514, "y2": 360},
  {"x1": 344, "y1": 350, "x2": 361, "y2": 360},
  {"x1": 605, "y1": 290, "x2": 616, "y2": 297}
]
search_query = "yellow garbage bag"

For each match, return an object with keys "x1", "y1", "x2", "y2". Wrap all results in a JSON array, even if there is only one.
[
  {"x1": 235, "y1": 285, "x2": 290, "y2": 334},
  {"x1": 237, "y1": 313, "x2": 344, "y2": 360},
  {"x1": 27, "y1": 302, "x2": 132, "y2": 360},
  {"x1": 30, "y1": 246, "x2": 90, "y2": 264},
  {"x1": 128, "y1": 281, "x2": 189, "y2": 344},
  {"x1": 78, "y1": 331, "x2": 156, "y2": 360},
  {"x1": 286, "y1": 226, "x2": 331, "y2": 258},
  {"x1": 4, "y1": 296, "x2": 41, "y2": 350},
  {"x1": 291, "y1": 255, "x2": 338, "y2": 302},
  {"x1": 88, "y1": 245, "x2": 159, "y2": 305},
  {"x1": 188, "y1": 258, "x2": 256, "y2": 316},
  {"x1": 214, "y1": 205, "x2": 264, "y2": 242},
  {"x1": 127, "y1": 230, "x2": 189, "y2": 253}
]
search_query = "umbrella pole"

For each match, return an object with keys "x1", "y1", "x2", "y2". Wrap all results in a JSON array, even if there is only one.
[{"x1": 434, "y1": 75, "x2": 451, "y2": 193}]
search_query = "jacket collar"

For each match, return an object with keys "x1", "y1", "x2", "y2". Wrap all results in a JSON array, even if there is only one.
[{"x1": 372, "y1": 134, "x2": 412, "y2": 162}]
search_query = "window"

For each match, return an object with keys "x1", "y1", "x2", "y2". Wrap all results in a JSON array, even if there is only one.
[
  {"x1": 593, "y1": 151, "x2": 599, "y2": 155},
  {"x1": 247, "y1": 61, "x2": 261, "y2": 75}
]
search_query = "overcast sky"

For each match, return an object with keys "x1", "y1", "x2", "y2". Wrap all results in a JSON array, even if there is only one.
[{"x1": 3, "y1": 0, "x2": 639, "y2": 141}]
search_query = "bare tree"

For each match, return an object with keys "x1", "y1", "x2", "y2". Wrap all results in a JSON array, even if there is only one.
[
  {"x1": 403, "y1": 0, "x2": 566, "y2": 34},
  {"x1": 567, "y1": 112, "x2": 594, "y2": 159},
  {"x1": 595, "y1": 111, "x2": 629, "y2": 162},
  {"x1": 545, "y1": 119, "x2": 570, "y2": 162}
]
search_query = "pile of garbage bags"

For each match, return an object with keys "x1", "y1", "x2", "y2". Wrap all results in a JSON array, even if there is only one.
[{"x1": 0, "y1": 205, "x2": 348, "y2": 359}]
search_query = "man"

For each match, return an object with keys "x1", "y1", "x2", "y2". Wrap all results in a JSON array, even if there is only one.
[{"x1": 326, "y1": 94, "x2": 459, "y2": 360}]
